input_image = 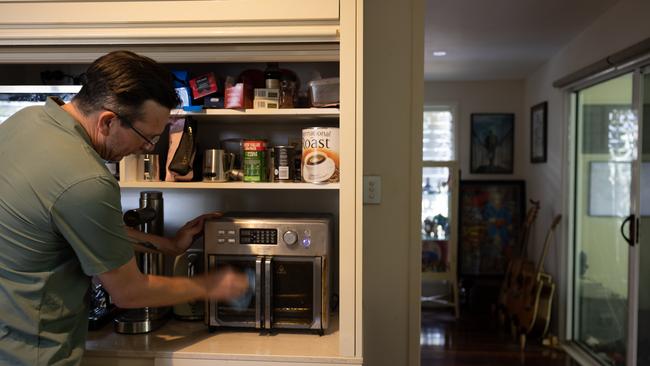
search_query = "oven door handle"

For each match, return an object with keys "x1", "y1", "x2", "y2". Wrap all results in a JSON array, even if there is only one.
[
  {"x1": 255, "y1": 257, "x2": 263, "y2": 329},
  {"x1": 264, "y1": 257, "x2": 272, "y2": 330}
]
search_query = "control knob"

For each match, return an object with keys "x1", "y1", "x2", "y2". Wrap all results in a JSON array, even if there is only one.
[{"x1": 282, "y1": 230, "x2": 298, "y2": 246}]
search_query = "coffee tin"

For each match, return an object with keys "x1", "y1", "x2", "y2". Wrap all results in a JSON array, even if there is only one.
[
  {"x1": 243, "y1": 139, "x2": 267, "y2": 182},
  {"x1": 273, "y1": 146, "x2": 295, "y2": 182},
  {"x1": 301, "y1": 127, "x2": 339, "y2": 183}
]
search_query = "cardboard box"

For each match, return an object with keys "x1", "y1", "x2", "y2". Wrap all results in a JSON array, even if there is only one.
[
  {"x1": 254, "y1": 88, "x2": 280, "y2": 99},
  {"x1": 253, "y1": 97, "x2": 280, "y2": 109}
]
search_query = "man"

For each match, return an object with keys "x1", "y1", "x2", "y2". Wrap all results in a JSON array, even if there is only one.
[{"x1": 0, "y1": 50, "x2": 248, "y2": 365}]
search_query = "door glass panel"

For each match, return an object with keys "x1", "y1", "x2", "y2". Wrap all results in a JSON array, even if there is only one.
[
  {"x1": 421, "y1": 167, "x2": 451, "y2": 273},
  {"x1": 215, "y1": 257, "x2": 257, "y2": 323},
  {"x1": 574, "y1": 73, "x2": 636, "y2": 366},
  {"x1": 271, "y1": 258, "x2": 315, "y2": 326},
  {"x1": 637, "y1": 72, "x2": 650, "y2": 366}
]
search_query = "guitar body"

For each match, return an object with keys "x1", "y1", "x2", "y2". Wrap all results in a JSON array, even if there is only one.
[
  {"x1": 513, "y1": 214, "x2": 561, "y2": 348},
  {"x1": 498, "y1": 257, "x2": 524, "y2": 312},
  {"x1": 508, "y1": 260, "x2": 536, "y2": 325},
  {"x1": 528, "y1": 275, "x2": 555, "y2": 338},
  {"x1": 497, "y1": 201, "x2": 540, "y2": 319},
  {"x1": 517, "y1": 273, "x2": 554, "y2": 338}
]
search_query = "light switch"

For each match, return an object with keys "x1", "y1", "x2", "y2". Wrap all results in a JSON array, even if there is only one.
[{"x1": 363, "y1": 175, "x2": 381, "y2": 204}]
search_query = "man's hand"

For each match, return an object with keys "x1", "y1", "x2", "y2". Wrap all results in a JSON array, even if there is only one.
[
  {"x1": 204, "y1": 267, "x2": 249, "y2": 300},
  {"x1": 126, "y1": 212, "x2": 222, "y2": 256},
  {"x1": 171, "y1": 212, "x2": 223, "y2": 255}
]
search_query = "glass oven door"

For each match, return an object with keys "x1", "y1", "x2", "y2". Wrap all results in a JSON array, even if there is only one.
[
  {"x1": 265, "y1": 256, "x2": 325, "y2": 330},
  {"x1": 209, "y1": 255, "x2": 262, "y2": 329}
]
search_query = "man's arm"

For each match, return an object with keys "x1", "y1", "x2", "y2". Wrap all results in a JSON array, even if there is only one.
[
  {"x1": 125, "y1": 212, "x2": 222, "y2": 256},
  {"x1": 97, "y1": 257, "x2": 248, "y2": 308}
]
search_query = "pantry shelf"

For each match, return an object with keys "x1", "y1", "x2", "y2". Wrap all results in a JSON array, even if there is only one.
[
  {"x1": 119, "y1": 181, "x2": 340, "y2": 190},
  {"x1": 171, "y1": 108, "x2": 340, "y2": 121}
]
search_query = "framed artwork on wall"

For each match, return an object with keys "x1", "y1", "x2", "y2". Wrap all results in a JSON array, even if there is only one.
[
  {"x1": 531, "y1": 101, "x2": 548, "y2": 163},
  {"x1": 470, "y1": 113, "x2": 514, "y2": 174},
  {"x1": 458, "y1": 180, "x2": 525, "y2": 276}
]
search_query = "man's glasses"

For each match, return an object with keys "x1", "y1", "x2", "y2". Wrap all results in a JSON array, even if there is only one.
[{"x1": 103, "y1": 107, "x2": 159, "y2": 146}]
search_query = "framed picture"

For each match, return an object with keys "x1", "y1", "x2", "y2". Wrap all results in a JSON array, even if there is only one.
[
  {"x1": 458, "y1": 180, "x2": 525, "y2": 276},
  {"x1": 470, "y1": 113, "x2": 514, "y2": 174},
  {"x1": 531, "y1": 101, "x2": 548, "y2": 163}
]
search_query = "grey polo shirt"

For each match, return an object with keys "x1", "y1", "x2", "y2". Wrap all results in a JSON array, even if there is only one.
[{"x1": 0, "y1": 97, "x2": 134, "y2": 365}]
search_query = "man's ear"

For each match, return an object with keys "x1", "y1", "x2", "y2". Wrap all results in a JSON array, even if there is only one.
[{"x1": 97, "y1": 111, "x2": 113, "y2": 137}]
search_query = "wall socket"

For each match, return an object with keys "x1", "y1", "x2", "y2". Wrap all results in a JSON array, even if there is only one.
[{"x1": 363, "y1": 175, "x2": 381, "y2": 204}]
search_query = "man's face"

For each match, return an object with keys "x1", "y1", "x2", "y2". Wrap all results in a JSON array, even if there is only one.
[{"x1": 103, "y1": 100, "x2": 170, "y2": 161}]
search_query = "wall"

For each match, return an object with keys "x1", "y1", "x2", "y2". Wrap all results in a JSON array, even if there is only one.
[
  {"x1": 363, "y1": 0, "x2": 423, "y2": 365},
  {"x1": 424, "y1": 80, "x2": 526, "y2": 180},
  {"x1": 524, "y1": 0, "x2": 650, "y2": 337}
]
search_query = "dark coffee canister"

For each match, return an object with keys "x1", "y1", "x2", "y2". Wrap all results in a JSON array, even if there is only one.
[{"x1": 273, "y1": 145, "x2": 295, "y2": 182}]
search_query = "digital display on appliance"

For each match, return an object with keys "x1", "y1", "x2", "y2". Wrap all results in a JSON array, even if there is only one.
[{"x1": 239, "y1": 228, "x2": 278, "y2": 244}]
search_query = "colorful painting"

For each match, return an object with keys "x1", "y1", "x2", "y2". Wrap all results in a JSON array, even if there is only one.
[{"x1": 459, "y1": 180, "x2": 525, "y2": 275}]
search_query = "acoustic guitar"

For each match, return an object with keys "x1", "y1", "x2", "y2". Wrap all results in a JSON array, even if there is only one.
[
  {"x1": 513, "y1": 214, "x2": 562, "y2": 348},
  {"x1": 497, "y1": 199, "x2": 540, "y2": 321}
]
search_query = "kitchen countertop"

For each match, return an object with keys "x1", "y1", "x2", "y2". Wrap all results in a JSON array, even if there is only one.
[{"x1": 85, "y1": 315, "x2": 360, "y2": 363}]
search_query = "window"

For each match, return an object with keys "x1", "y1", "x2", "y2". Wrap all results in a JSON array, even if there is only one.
[
  {"x1": 421, "y1": 105, "x2": 458, "y2": 274},
  {"x1": 423, "y1": 107, "x2": 455, "y2": 161}
]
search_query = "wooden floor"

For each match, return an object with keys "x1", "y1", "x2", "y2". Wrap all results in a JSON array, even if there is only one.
[{"x1": 420, "y1": 307, "x2": 579, "y2": 366}]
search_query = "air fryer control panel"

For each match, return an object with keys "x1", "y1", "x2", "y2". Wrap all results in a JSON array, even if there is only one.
[{"x1": 204, "y1": 213, "x2": 332, "y2": 257}]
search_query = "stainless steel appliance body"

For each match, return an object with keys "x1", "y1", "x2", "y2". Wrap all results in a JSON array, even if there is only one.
[
  {"x1": 204, "y1": 213, "x2": 332, "y2": 333},
  {"x1": 115, "y1": 191, "x2": 170, "y2": 334},
  {"x1": 203, "y1": 149, "x2": 234, "y2": 182}
]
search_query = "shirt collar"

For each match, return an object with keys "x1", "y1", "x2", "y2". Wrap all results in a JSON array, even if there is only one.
[{"x1": 43, "y1": 96, "x2": 93, "y2": 146}]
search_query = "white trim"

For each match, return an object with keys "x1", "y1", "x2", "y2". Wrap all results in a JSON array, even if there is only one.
[
  {"x1": 0, "y1": 0, "x2": 339, "y2": 24},
  {"x1": 353, "y1": 0, "x2": 364, "y2": 359},
  {"x1": 408, "y1": 0, "x2": 425, "y2": 365},
  {"x1": 0, "y1": 25, "x2": 340, "y2": 46},
  {"x1": 563, "y1": 91, "x2": 577, "y2": 342},
  {"x1": 0, "y1": 44, "x2": 340, "y2": 64},
  {"x1": 625, "y1": 68, "x2": 644, "y2": 366},
  {"x1": 338, "y1": 0, "x2": 360, "y2": 358}
]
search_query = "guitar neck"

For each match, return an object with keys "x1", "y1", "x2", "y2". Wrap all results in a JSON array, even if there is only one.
[
  {"x1": 519, "y1": 200, "x2": 541, "y2": 257},
  {"x1": 535, "y1": 214, "x2": 562, "y2": 277}
]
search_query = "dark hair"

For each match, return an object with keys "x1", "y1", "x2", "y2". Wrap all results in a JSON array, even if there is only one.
[{"x1": 73, "y1": 50, "x2": 179, "y2": 123}]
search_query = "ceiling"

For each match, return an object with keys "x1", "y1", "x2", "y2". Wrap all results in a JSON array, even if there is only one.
[{"x1": 425, "y1": 0, "x2": 619, "y2": 81}]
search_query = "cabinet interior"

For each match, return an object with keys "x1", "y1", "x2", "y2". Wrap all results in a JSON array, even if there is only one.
[{"x1": 0, "y1": 57, "x2": 344, "y2": 338}]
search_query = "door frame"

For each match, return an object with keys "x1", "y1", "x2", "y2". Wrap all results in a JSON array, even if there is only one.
[{"x1": 563, "y1": 63, "x2": 648, "y2": 366}]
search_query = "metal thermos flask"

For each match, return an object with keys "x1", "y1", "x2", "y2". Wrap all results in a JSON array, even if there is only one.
[
  {"x1": 114, "y1": 191, "x2": 170, "y2": 334},
  {"x1": 139, "y1": 191, "x2": 164, "y2": 276},
  {"x1": 140, "y1": 191, "x2": 163, "y2": 235}
]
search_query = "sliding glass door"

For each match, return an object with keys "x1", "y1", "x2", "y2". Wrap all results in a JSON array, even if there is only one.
[{"x1": 573, "y1": 73, "x2": 637, "y2": 366}]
